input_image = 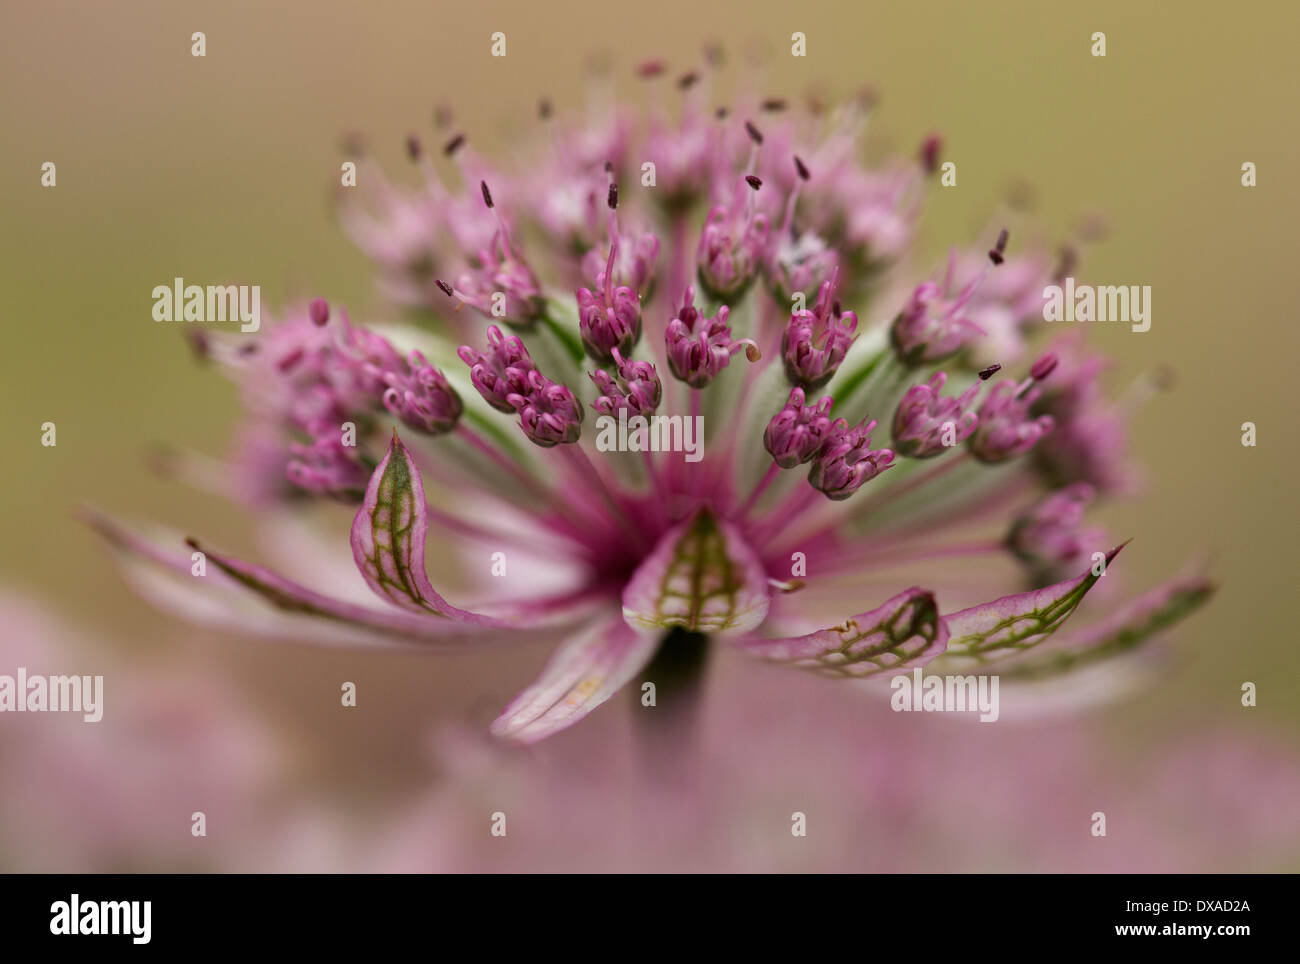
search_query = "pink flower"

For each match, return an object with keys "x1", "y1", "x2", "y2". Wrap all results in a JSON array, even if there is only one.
[{"x1": 88, "y1": 84, "x2": 1210, "y2": 748}]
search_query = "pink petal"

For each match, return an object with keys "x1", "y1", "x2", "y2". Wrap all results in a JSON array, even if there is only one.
[
  {"x1": 938, "y1": 543, "x2": 1127, "y2": 667},
  {"x1": 83, "y1": 507, "x2": 518, "y2": 648},
  {"x1": 733, "y1": 587, "x2": 947, "y2": 678},
  {"x1": 1001, "y1": 573, "x2": 1215, "y2": 679},
  {"x1": 621, "y1": 510, "x2": 770, "y2": 636},
  {"x1": 350, "y1": 432, "x2": 504, "y2": 625},
  {"x1": 491, "y1": 613, "x2": 660, "y2": 743}
]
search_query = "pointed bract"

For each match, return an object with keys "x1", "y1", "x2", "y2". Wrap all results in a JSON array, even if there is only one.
[
  {"x1": 622, "y1": 511, "x2": 770, "y2": 636},
  {"x1": 491, "y1": 613, "x2": 660, "y2": 743},
  {"x1": 735, "y1": 587, "x2": 947, "y2": 678}
]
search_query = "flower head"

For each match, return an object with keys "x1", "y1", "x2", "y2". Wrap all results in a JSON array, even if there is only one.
[
  {"x1": 286, "y1": 430, "x2": 370, "y2": 500},
  {"x1": 590, "y1": 348, "x2": 662, "y2": 417},
  {"x1": 890, "y1": 232, "x2": 1009, "y2": 366},
  {"x1": 967, "y1": 354, "x2": 1057, "y2": 463},
  {"x1": 807, "y1": 416, "x2": 896, "y2": 500},
  {"x1": 764, "y1": 387, "x2": 834, "y2": 468},
  {"x1": 764, "y1": 155, "x2": 839, "y2": 302},
  {"x1": 892, "y1": 370, "x2": 982, "y2": 459},
  {"x1": 664, "y1": 285, "x2": 759, "y2": 388},
  {"x1": 92, "y1": 77, "x2": 1210, "y2": 749},
  {"x1": 1007, "y1": 482, "x2": 1106, "y2": 581},
  {"x1": 781, "y1": 269, "x2": 858, "y2": 389},
  {"x1": 576, "y1": 182, "x2": 648, "y2": 362},
  {"x1": 379, "y1": 350, "x2": 463, "y2": 436},
  {"x1": 510, "y1": 369, "x2": 585, "y2": 447},
  {"x1": 695, "y1": 168, "x2": 771, "y2": 301},
  {"x1": 460, "y1": 325, "x2": 582, "y2": 446},
  {"x1": 444, "y1": 180, "x2": 547, "y2": 328}
]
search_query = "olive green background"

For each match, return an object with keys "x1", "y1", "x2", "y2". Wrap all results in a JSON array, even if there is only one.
[{"x1": 1, "y1": 1, "x2": 1296, "y2": 827}]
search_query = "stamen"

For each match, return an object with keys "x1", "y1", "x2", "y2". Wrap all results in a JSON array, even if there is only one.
[
  {"x1": 603, "y1": 180, "x2": 621, "y2": 303},
  {"x1": 782, "y1": 155, "x2": 810, "y2": 232},
  {"x1": 988, "y1": 228, "x2": 1010, "y2": 265},
  {"x1": 185, "y1": 330, "x2": 210, "y2": 362},
  {"x1": 946, "y1": 227, "x2": 1011, "y2": 319},
  {"x1": 443, "y1": 133, "x2": 466, "y2": 156},
  {"x1": 434, "y1": 279, "x2": 470, "y2": 311},
  {"x1": 1030, "y1": 353, "x2": 1058, "y2": 381},
  {"x1": 743, "y1": 175, "x2": 761, "y2": 230},
  {"x1": 1015, "y1": 354, "x2": 1057, "y2": 400},
  {"x1": 481, "y1": 179, "x2": 516, "y2": 255},
  {"x1": 744, "y1": 120, "x2": 763, "y2": 173},
  {"x1": 308, "y1": 298, "x2": 330, "y2": 327},
  {"x1": 919, "y1": 134, "x2": 942, "y2": 176}
]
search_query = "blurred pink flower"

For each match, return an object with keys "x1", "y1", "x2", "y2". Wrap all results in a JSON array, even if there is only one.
[
  {"x1": 0, "y1": 592, "x2": 282, "y2": 871},
  {"x1": 366, "y1": 660, "x2": 1300, "y2": 873}
]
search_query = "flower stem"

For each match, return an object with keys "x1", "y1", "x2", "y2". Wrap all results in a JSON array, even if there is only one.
[
  {"x1": 857, "y1": 451, "x2": 972, "y2": 517},
  {"x1": 538, "y1": 307, "x2": 585, "y2": 363},
  {"x1": 736, "y1": 462, "x2": 780, "y2": 520},
  {"x1": 455, "y1": 424, "x2": 596, "y2": 542},
  {"x1": 561, "y1": 444, "x2": 650, "y2": 549},
  {"x1": 818, "y1": 538, "x2": 1005, "y2": 572}
]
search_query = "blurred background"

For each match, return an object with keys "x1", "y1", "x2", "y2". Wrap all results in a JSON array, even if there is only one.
[{"x1": 1, "y1": 0, "x2": 1297, "y2": 871}]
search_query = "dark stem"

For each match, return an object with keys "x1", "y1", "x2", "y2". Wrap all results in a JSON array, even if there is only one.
[{"x1": 633, "y1": 628, "x2": 711, "y2": 776}]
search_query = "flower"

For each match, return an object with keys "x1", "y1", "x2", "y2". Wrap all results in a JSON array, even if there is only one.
[
  {"x1": 89, "y1": 75, "x2": 1211, "y2": 746},
  {"x1": 695, "y1": 151, "x2": 771, "y2": 300},
  {"x1": 763, "y1": 387, "x2": 834, "y2": 469},
  {"x1": 807, "y1": 416, "x2": 896, "y2": 500},
  {"x1": 891, "y1": 370, "x2": 981, "y2": 458},
  {"x1": 590, "y1": 348, "x2": 662, "y2": 417},
  {"x1": 1006, "y1": 482, "x2": 1107, "y2": 583},
  {"x1": 889, "y1": 233, "x2": 1009, "y2": 366},
  {"x1": 576, "y1": 182, "x2": 647, "y2": 362},
  {"x1": 967, "y1": 353, "x2": 1058, "y2": 463},
  {"x1": 781, "y1": 268, "x2": 858, "y2": 389},
  {"x1": 664, "y1": 285, "x2": 759, "y2": 388}
]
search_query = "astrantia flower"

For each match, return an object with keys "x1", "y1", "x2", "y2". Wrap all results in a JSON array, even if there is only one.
[{"x1": 90, "y1": 69, "x2": 1211, "y2": 745}]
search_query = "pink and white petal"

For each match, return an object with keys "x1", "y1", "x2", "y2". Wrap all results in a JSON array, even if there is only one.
[
  {"x1": 733, "y1": 587, "x2": 947, "y2": 678},
  {"x1": 621, "y1": 511, "x2": 770, "y2": 636},
  {"x1": 260, "y1": 512, "x2": 391, "y2": 607},
  {"x1": 934, "y1": 543, "x2": 1126, "y2": 669},
  {"x1": 261, "y1": 507, "x2": 591, "y2": 622},
  {"x1": 997, "y1": 573, "x2": 1215, "y2": 680},
  {"x1": 350, "y1": 432, "x2": 506, "y2": 625},
  {"x1": 491, "y1": 613, "x2": 660, "y2": 744},
  {"x1": 83, "y1": 508, "x2": 531, "y2": 649}
]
